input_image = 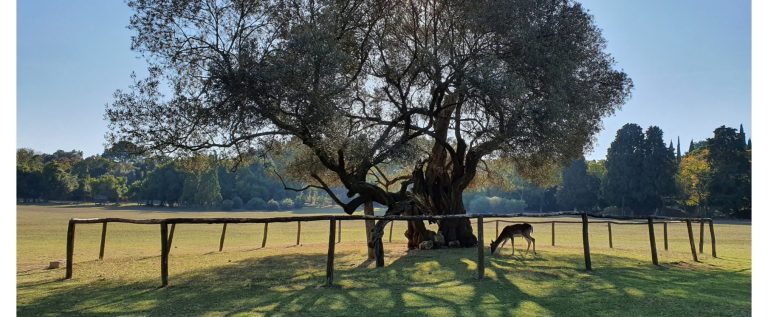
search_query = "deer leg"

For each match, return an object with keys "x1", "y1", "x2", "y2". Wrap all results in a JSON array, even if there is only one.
[
  {"x1": 525, "y1": 237, "x2": 531, "y2": 255},
  {"x1": 500, "y1": 237, "x2": 508, "y2": 249},
  {"x1": 511, "y1": 236, "x2": 515, "y2": 255},
  {"x1": 532, "y1": 237, "x2": 536, "y2": 255}
]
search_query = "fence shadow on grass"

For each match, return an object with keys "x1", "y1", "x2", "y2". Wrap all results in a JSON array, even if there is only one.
[{"x1": 18, "y1": 250, "x2": 750, "y2": 316}]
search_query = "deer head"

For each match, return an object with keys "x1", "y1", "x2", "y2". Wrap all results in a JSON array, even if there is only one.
[{"x1": 490, "y1": 239, "x2": 499, "y2": 254}]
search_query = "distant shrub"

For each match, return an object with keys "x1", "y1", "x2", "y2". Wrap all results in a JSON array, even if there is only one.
[
  {"x1": 221, "y1": 199, "x2": 234, "y2": 211},
  {"x1": 232, "y1": 196, "x2": 243, "y2": 210},
  {"x1": 467, "y1": 195, "x2": 526, "y2": 213},
  {"x1": 602, "y1": 206, "x2": 621, "y2": 215},
  {"x1": 281, "y1": 198, "x2": 294, "y2": 210},
  {"x1": 293, "y1": 197, "x2": 305, "y2": 209},
  {"x1": 266, "y1": 199, "x2": 280, "y2": 211},
  {"x1": 246, "y1": 197, "x2": 267, "y2": 210},
  {"x1": 468, "y1": 196, "x2": 491, "y2": 214},
  {"x1": 500, "y1": 198, "x2": 527, "y2": 213},
  {"x1": 488, "y1": 196, "x2": 504, "y2": 211}
]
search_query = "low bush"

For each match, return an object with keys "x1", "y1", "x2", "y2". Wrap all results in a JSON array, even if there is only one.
[
  {"x1": 266, "y1": 199, "x2": 280, "y2": 211},
  {"x1": 246, "y1": 197, "x2": 267, "y2": 210}
]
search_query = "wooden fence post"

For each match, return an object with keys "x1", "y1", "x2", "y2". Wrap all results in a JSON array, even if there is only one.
[
  {"x1": 698, "y1": 220, "x2": 705, "y2": 253},
  {"x1": 65, "y1": 220, "x2": 75, "y2": 279},
  {"x1": 364, "y1": 201, "x2": 375, "y2": 259},
  {"x1": 167, "y1": 223, "x2": 176, "y2": 252},
  {"x1": 495, "y1": 220, "x2": 499, "y2": 238},
  {"x1": 161, "y1": 222, "x2": 169, "y2": 287},
  {"x1": 296, "y1": 221, "x2": 301, "y2": 245},
  {"x1": 663, "y1": 222, "x2": 668, "y2": 251},
  {"x1": 685, "y1": 220, "x2": 699, "y2": 262},
  {"x1": 709, "y1": 220, "x2": 717, "y2": 258},
  {"x1": 219, "y1": 223, "x2": 228, "y2": 252},
  {"x1": 337, "y1": 220, "x2": 342, "y2": 243},
  {"x1": 261, "y1": 223, "x2": 268, "y2": 248},
  {"x1": 581, "y1": 214, "x2": 592, "y2": 271},
  {"x1": 647, "y1": 217, "x2": 658, "y2": 265},
  {"x1": 608, "y1": 222, "x2": 613, "y2": 248},
  {"x1": 99, "y1": 222, "x2": 107, "y2": 260},
  {"x1": 388, "y1": 221, "x2": 394, "y2": 243},
  {"x1": 375, "y1": 233, "x2": 385, "y2": 268},
  {"x1": 477, "y1": 216, "x2": 485, "y2": 279},
  {"x1": 551, "y1": 222, "x2": 555, "y2": 246},
  {"x1": 326, "y1": 219, "x2": 336, "y2": 286}
]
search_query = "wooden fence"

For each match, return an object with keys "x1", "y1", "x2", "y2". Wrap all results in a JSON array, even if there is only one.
[{"x1": 64, "y1": 212, "x2": 716, "y2": 287}]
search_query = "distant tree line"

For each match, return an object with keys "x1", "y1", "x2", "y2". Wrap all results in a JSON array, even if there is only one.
[
  {"x1": 17, "y1": 124, "x2": 750, "y2": 218},
  {"x1": 15, "y1": 142, "x2": 343, "y2": 210},
  {"x1": 463, "y1": 123, "x2": 751, "y2": 219}
]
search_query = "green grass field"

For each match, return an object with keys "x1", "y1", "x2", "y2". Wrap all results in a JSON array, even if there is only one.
[{"x1": 17, "y1": 204, "x2": 751, "y2": 316}]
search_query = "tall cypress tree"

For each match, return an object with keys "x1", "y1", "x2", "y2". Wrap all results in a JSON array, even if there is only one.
[
  {"x1": 689, "y1": 140, "x2": 695, "y2": 153},
  {"x1": 641, "y1": 126, "x2": 677, "y2": 214},
  {"x1": 604, "y1": 124, "x2": 678, "y2": 215},
  {"x1": 738, "y1": 124, "x2": 746, "y2": 150},
  {"x1": 604, "y1": 124, "x2": 646, "y2": 215},
  {"x1": 676, "y1": 136, "x2": 682, "y2": 161}
]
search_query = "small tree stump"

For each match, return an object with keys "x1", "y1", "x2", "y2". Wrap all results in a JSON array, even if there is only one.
[{"x1": 48, "y1": 261, "x2": 61, "y2": 269}]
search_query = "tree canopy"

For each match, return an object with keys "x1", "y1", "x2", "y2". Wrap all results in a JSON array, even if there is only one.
[
  {"x1": 107, "y1": 0, "x2": 632, "y2": 248},
  {"x1": 677, "y1": 147, "x2": 710, "y2": 212},
  {"x1": 640, "y1": 126, "x2": 676, "y2": 210},
  {"x1": 706, "y1": 126, "x2": 751, "y2": 218},
  {"x1": 604, "y1": 123, "x2": 645, "y2": 214},
  {"x1": 556, "y1": 157, "x2": 598, "y2": 211},
  {"x1": 604, "y1": 124, "x2": 676, "y2": 215}
]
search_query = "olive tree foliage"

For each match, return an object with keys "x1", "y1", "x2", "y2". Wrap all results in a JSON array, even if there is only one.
[{"x1": 107, "y1": 0, "x2": 632, "y2": 248}]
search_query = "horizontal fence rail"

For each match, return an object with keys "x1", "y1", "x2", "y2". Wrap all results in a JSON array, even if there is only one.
[
  {"x1": 480, "y1": 219, "x2": 692, "y2": 225},
  {"x1": 64, "y1": 212, "x2": 716, "y2": 287},
  {"x1": 67, "y1": 212, "x2": 713, "y2": 225}
]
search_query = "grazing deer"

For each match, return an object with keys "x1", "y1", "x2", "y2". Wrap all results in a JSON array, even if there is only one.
[{"x1": 490, "y1": 223, "x2": 536, "y2": 256}]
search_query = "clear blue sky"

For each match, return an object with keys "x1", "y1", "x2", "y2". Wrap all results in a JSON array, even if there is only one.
[{"x1": 17, "y1": 0, "x2": 751, "y2": 160}]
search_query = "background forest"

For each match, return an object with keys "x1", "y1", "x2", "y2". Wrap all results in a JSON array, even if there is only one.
[{"x1": 17, "y1": 123, "x2": 751, "y2": 218}]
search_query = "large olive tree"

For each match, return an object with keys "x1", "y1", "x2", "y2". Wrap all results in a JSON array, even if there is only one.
[{"x1": 108, "y1": 0, "x2": 632, "y2": 254}]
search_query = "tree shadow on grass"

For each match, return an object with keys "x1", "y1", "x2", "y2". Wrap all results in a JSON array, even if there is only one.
[{"x1": 18, "y1": 249, "x2": 750, "y2": 316}]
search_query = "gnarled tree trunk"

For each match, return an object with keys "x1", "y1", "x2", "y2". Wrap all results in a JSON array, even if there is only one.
[{"x1": 398, "y1": 94, "x2": 478, "y2": 249}]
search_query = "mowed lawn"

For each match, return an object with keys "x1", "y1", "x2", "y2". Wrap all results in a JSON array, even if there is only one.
[{"x1": 17, "y1": 204, "x2": 751, "y2": 316}]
